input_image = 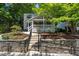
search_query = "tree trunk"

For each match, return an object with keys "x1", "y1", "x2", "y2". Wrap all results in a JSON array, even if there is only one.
[{"x1": 70, "y1": 21, "x2": 76, "y2": 34}]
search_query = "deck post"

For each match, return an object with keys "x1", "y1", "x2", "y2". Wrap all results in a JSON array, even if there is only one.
[
  {"x1": 43, "y1": 16, "x2": 45, "y2": 32},
  {"x1": 28, "y1": 20, "x2": 29, "y2": 32},
  {"x1": 32, "y1": 20, "x2": 33, "y2": 32}
]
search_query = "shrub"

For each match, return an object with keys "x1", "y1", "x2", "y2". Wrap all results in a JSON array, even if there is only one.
[
  {"x1": 10, "y1": 25, "x2": 22, "y2": 32},
  {"x1": 0, "y1": 24, "x2": 8, "y2": 33},
  {"x1": 2, "y1": 35, "x2": 9, "y2": 40}
]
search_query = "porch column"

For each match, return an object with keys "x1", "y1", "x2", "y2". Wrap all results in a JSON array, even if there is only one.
[
  {"x1": 28, "y1": 20, "x2": 29, "y2": 32},
  {"x1": 43, "y1": 16, "x2": 45, "y2": 32},
  {"x1": 32, "y1": 20, "x2": 33, "y2": 31}
]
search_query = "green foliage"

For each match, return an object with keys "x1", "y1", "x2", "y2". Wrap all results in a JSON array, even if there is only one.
[
  {"x1": 10, "y1": 25, "x2": 22, "y2": 32},
  {"x1": 2, "y1": 35, "x2": 9, "y2": 40},
  {"x1": 0, "y1": 3, "x2": 79, "y2": 33},
  {"x1": 9, "y1": 3, "x2": 34, "y2": 19},
  {"x1": 0, "y1": 3, "x2": 34, "y2": 33},
  {"x1": 0, "y1": 24, "x2": 8, "y2": 33},
  {"x1": 48, "y1": 16, "x2": 79, "y2": 24},
  {"x1": 33, "y1": 3, "x2": 67, "y2": 19},
  {"x1": 33, "y1": 3, "x2": 79, "y2": 23}
]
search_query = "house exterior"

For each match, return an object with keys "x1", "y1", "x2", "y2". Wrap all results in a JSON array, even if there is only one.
[
  {"x1": 76, "y1": 22, "x2": 79, "y2": 31},
  {"x1": 23, "y1": 13, "x2": 55, "y2": 32}
]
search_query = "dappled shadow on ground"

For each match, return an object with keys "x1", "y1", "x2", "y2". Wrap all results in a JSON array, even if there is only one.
[
  {"x1": 0, "y1": 41, "x2": 28, "y2": 53},
  {"x1": 31, "y1": 37, "x2": 76, "y2": 55}
]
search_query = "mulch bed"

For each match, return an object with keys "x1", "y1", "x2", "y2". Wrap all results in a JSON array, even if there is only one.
[{"x1": 40, "y1": 32, "x2": 79, "y2": 39}]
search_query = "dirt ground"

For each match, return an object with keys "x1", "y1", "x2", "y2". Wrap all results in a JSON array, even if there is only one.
[
  {"x1": 1, "y1": 32, "x2": 29, "y2": 41},
  {"x1": 40, "y1": 32, "x2": 79, "y2": 39}
]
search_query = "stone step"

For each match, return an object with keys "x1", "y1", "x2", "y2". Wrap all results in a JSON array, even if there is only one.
[
  {"x1": 28, "y1": 33, "x2": 39, "y2": 50},
  {"x1": 31, "y1": 36, "x2": 38, "y2": 38},
  {"x1": 30, "y1": 38, "x2": 38, "y2": 40},
  {"x1": 29, "y1": 42, "x2": 38, "y2": 44}
]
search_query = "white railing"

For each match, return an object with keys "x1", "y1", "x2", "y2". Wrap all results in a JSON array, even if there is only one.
[
  {"x1": 28, "y1": 25, "x2": 32, "y2": 31},
  {"x1": 33, "y1": 24, "x2": 56, "y2": 32}
]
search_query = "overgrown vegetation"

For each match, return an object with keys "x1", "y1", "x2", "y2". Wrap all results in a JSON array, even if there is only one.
[
  {"x1": 0, "y1": 3, "x2": 79, "y2": 33},
  {"x1": 0, "y1": 3, "x2": 34, "y2": 33},
  {"x1": 33, "y1": 3, "x2": 79, "y2": 33},
  {"x1": 10, "y1": 25, "x2": 22, "y2": 32}
]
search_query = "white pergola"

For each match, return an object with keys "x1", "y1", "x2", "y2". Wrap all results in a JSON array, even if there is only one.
[{"x1": 23, "y1": 13, "x2": 55, "y2": 32}]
